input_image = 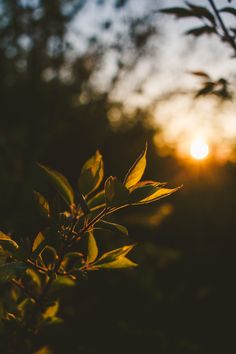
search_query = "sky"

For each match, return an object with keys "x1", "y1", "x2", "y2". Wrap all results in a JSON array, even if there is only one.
[{"x1": 69, "y1": 0, "x2": 236, "y2": 161}]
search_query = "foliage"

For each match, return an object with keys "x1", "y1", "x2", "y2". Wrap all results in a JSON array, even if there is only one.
[
  {"x1": 0, "y1": 146, "x2": 179, "y2": 353},
  {"x1": 160, "y1": 0, "x2": 236, "y2": 100}
]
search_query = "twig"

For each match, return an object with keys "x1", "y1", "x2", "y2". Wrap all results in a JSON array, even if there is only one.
[
  {"x1": 208, "y1": 0, "x2": 236, "y2": 55},
  {"x1": 77, "y1": 189, "x2": 90, "y2": 215}
]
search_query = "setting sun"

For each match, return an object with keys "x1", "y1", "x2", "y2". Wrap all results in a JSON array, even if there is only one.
[{"x1": 190, "y1": 138, "x2": 209, "y2": 160}]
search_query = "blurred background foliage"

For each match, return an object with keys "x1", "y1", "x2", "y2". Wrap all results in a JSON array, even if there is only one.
[{"x1": 1, "y1": 0, "x2": 236, "y2": 353}]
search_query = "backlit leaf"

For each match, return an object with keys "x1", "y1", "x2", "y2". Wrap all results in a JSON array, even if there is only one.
[
  {"x1": 124, "y1": 143, "x2": 147, "y2": 189},
  {"x1": 18, "y1": 298, "x2": 36, "y2": 316},
  {"x1": 105, "y1": 176, "x2": 129, "y2": 207},
  {"x1": 37, "y1": 163, "x2": 74, "y2": 206},
  {"x1": 78, "y1": 151, "x2": 104, "y2": 196},
  {"x1": 131, "y1": 187, "x2": 181, "y2": 205},
  {"x1": 33, "y1": 191, "x2": 50, "y2": 218},
  {"x1": 129, "y1": 181, "x2": 166, "y2": 204},
  {"x1": 90, "y1": 256, "x2": 137, "y2": 270},
  {"x1": 0, "y1": 231, "x2": 19, "y2": 254},
  {"x1": 32, "y1": 232, "x2": 45, "y2": 253},
  {"x1": 94, "y1": 244, "x2": 134, "y2": 265},
  {"x1": 43, "y1": 301, "x2": 59, "y2": 319},
  {"x1": 86, "y1": 232, "x2": 98, "y2": 263},
  {"x1": 88, "y1": 244, "x2": 136, "y2": 270},
  {"x1": 96, "y1": 220, "x2": 128, "y2": 236},
  {"x1": 31, "y1": 232, "x2": 46, "y2": 260}
]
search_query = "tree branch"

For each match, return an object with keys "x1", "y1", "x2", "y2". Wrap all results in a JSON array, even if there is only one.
[{"x1": 208, "y1": 0, "x2": 236, "y2": 56}]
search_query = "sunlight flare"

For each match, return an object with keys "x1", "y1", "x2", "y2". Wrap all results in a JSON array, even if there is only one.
[{"x1": 190, "y1": 138, "x2": 209, "y2": 160}]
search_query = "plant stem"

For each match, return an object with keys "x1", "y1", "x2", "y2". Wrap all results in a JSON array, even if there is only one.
[
  {"x1": 70, "y1": 207, "x2": 109, "y2": 244},
  {"x1": 208, "y1": 0, "x2": 236, "y2": 55},
  {"x1": 77, "y1": 188, "x2": 90, "y2": 215}
]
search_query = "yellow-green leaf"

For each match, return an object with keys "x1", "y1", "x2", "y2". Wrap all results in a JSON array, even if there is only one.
[
  {"x1": 78, "y1": 151, "x2": 104, "y2": 196},
  {"x1": 129, "y1": 181, "x2": 165, "y2": 204},
  {"x1": 43, "y1": 301, "x2": 59, "y2": 319},
  {"x1": 96, "y1": 220, "x2": 128, "y2": 236},
  {"x1": 31, "y1": 232, "x2": 46, "y2": 260},
  {"x1": 124, "y1": 143, "x2": 147, "y2": 189},
  {"x1": 93, "y1": 244, "x2": 134, "y2": 266},
  {"x1": 90, "y1": 256, "x2": 137, "y2": 270},
  {"x1": 105, "y1": 176, "x2": 129, "y2": 207},
  {"x1": 0, "y1": 231, "x2": 19, "y2": 254},
  {"x1": 131, "y1": 187, "x2": 181, "y2": 205},
  {"x1": 33, "y1": 191, "x2": 50, "y2": 218},
  {"x1": 86, "y1": 232, "x2": 98, "y2": 263},
  {"x1": 32, "y1": 232, "x2": 45, "y2": 252},
  {"x1": 37, "y1": 163, "x2": 74, "y2": 206},
  {"x1": 18, "y1": 298, "x2": 36, "y2": 315}
]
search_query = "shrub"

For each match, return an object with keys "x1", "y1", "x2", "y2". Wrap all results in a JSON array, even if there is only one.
[{"x1": 0, "y1": 145, "x2": 179, "y2": 353}]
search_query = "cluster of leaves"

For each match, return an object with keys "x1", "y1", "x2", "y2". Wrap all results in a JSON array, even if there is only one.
[
  {"x1": 190, "y1": 71, "x2": 232, "y2": 100},
  {"x1": 160, "y1": 1, "x2": 236, "y2": 102},
  {"x1": 0, "y1": 145, "x2": 179, "y2": 350},
  {"x1": 160, "y1": 1, "x2": 236, "y2": 53}
]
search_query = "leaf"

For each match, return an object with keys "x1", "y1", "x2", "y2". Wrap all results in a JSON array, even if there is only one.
[
  {"x1": 41, "y1": 246, "x2": 58, "y2": 270},
  {"x1": 93, "y1": 244, "x2": 135, "y2": 265},
  {"x1": 53, "y1": 276, "x2": 75, "y2": 289},
  {"x1": 195, "y1": 82, "x2": 215, "y2": 97},
  {"x1": 88, "y1": 244, "x2": 136, "y2": 270},
  {"x1": 32, "y1": 232, "x2": 45, "y2": 253},
  {"x1": 62, "y1": 252, "x2": 83, "y2": 271},
  {"x1": 33, "y1": 191, "x2": 50, "y2": 219},
  {"x1": 130, "y1": 187, "x2": 181, "y2": 205},
  {"x1": 96, "y1": 220, "x2": 128, "y2": 236},
  {"x1": 0, "y1": 262, "x2": 27, "y2": 283},
  {"x1": 90, "y1": 257, "x2": 137, "y2": 270},
  {"x1": 105, "y1": 176, "x2": 129, "y2": 207},
  {"x1": 220, "y1": 7, "x2": 236, "y2": 17},
  {"x1": 185, "y1": 26, "x2": 216, "y2": 37},
  {"x1": 31, "y1": 232, "x2": 46, "y2": 260},
  {"x1": 43, "y1": 301, "x2": 59, "y2": 319},
  {"x1": 190, "y1": 71, "x2": 210, "y2": 79},
  {"x1": 18, "y1": 298, "x2": 36, "y2": 316},
  {"x1": 25, "y1": 268, "x2": 41, "y2": 290},
  {"x1": 78, "y1": 151, "x2": 104, "y2": 196},
  {"x1": 87, "y1": 190, "x2": 106, "y2": 211},
  {"x1": 124, "y1": 143, "x2": 147, "y2": 189},
  {"x1": 86, "y1": 232, "x2": 98, "y2": 263},
  {"x1": 34, "y1": 346, "x2": 52, "y2": 354},
  {"x1": 0, "y1": 231, "x2": 19, "y2": 254},
  {"x1": 160, "y1": 4, "x2": 216, "y2": 25},
  {"x1": 37, "y1": 163, "x2": 74, "y2": 206},
  {"x1": 160, "y1": 7, "x2": 194, "y2": 18},
  {"x1": 185, "y1": 2, "x2": 216, "y2": 25},
  {"x1": 129, "y1": 181, "x2": 166, "y2": 204}
]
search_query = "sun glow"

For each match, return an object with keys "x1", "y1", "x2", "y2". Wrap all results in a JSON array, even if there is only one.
[{"x1": 190, "y1": 138, "x2": 209, "y2": 160}]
